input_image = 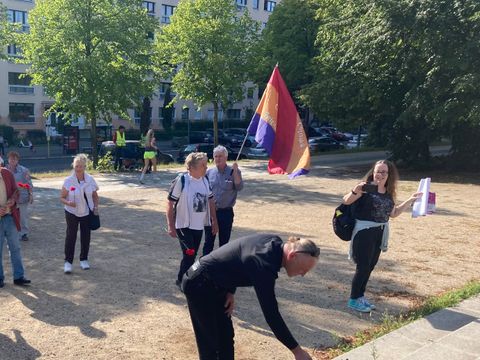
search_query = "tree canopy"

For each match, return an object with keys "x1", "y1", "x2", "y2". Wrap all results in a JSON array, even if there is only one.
[
  {"x1": 20, "y1": 0, "x2": 157, "y2": 163},
  {"x1": 0, "y1": 4, "x2": 17, "y2": 61},
  {"x1": 155, "y1": 0, "x2": 260, "y2": 145},
  {"x1": 299, "y1": 0, "x2": 480, "y2": 168}
]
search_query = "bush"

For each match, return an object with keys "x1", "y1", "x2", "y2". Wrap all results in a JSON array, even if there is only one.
[
  {"x1": 0, "y1": 125, "x2": 15, "y2": 145},
  {"x1": 89, "y1": 152, "x2": 114, "y2": 173},
  {"x1": 26, "y1": 130, "x2": 47, "y2": 144}
]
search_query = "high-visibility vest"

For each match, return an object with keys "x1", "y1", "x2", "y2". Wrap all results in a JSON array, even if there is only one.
[{"x1": 116, "y1": 131, "x2": 126, "y2": 147}]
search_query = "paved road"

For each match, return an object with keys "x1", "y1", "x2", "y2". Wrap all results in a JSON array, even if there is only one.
[{"x1": 7, "y1": 143, "x2": 450, "y2": 173}]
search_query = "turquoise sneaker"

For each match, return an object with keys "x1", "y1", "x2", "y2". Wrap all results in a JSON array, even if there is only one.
[
  {"x1": 359, "y1": 296, "x2": 376, "y2": 310},
  {"x1": 348, "y1": 298, "x2": 371, "y2": 313}
]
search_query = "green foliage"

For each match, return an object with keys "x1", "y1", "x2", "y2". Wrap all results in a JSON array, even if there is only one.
[
  {"x1": 162, "y1": 87, "x2": 174, "y2": 132},
  {"x1": 302, "y1": 0, "x2": 480, "y2": 168},
  {"x1": 155, "y1": 0, "x2": 260, "y2": 145},
  {"x1": 0, "y1": 4, "x2": 17, "y2": 61},
  {"x1": 139, "y1": 97, "x2": 152, "y2": 136},
  {"x1": 20, "y1": 0, "x2": 158, "y2": 165},
  {"x1": 256, "y1": 0, "x2": 320, "y2": 94},
  {"x1": 90, "y1": 152, "x2": 114, "y2": 173}
]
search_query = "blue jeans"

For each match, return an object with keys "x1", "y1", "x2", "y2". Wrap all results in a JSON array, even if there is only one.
[{"x1": 0, "y1": 215, "x2": 25, "y2": 281}]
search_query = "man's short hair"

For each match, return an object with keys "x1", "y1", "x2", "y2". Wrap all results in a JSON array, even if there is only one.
[
  {"x1": 185, "y1": 152, "x2": 208, "y2": 169},
  {"x1": 287, "y1": 236, "x2": 320, "y2": 258},
  {"x1": 118, "y1": 126, "x2": 125, "y2": 130},
  {"x1": 213, "y1": 145, "x2": 228, "y2": 158}
]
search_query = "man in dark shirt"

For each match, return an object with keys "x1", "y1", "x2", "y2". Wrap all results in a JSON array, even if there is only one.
[{"x1": 182, "y1": 233, "x2": 319, "y2": 360}]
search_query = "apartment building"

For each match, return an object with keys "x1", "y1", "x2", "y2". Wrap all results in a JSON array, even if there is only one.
[{"x1": 0, "y1": 0, "x2": 279, "y2": 135}]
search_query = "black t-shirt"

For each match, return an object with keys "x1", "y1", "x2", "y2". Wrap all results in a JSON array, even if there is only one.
[
  {"x1": 354, "y1": 191, "x2": 394, "y2": 223},
  {"x1": 201, "y1": 234, "x2": 298, "y2": 350}
]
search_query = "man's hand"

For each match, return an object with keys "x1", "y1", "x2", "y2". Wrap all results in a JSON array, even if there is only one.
[
  {"x1": 232, "y1": 162, "x2": 239, "y2": 172},
  {"x1": 224, "y1": 293, "x2": 235, "y2": 317},
  {"x1": 291, "y1": 346, "x2": 312, "y2": 360}
]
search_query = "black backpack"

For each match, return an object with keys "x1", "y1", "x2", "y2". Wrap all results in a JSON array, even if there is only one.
[{"x1": 332, "y1": 203, "x2": 356, "y2": 241}]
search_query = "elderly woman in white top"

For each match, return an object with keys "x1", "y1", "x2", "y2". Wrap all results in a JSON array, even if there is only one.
[{"x1": 60, "y1": 154, "x2": 99, "y2": 274}]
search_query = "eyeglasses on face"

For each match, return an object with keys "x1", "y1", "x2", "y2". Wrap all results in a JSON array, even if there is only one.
[{"x1": 295, "y1": 248, "x2": 320, "y2": 258}]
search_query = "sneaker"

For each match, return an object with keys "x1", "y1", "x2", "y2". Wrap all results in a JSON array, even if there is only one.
[
  {"x1": 64, "y1": 262, "x2": 72, "y2": 274},
  {"x1": 359, "y1": 296, "x2": 376, "y2": 310},
  {"x1": 80, "y1": 260, "x2": 90, "y2": 270},
  {"x1": 21, "y1": 234, "x2": 29, "y2": 241},
  {"x1": 348, "y1": 298, "x2": 372, "y2": 313}
]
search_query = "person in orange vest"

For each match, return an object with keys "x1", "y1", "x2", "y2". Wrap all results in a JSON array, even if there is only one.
[{"x1": 112, "y1": 126, "x2": 126, "y2": 171}]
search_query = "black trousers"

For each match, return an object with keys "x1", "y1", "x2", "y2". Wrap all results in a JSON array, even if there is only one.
[
  {"x1": 114, "y1": 146, "x2": 125, "y2": 170},
  {"x1": 64, "y1": 210, "x2": 91, "y2": 264},
  {"x1": 350, "y1": 226, "x2": 383, "y2": 299},
  {"x1": 203, "y1": 208, "x2": 234, "y2": 256},
  {"x1": 176, "y1": 228, "x2": 204, "y2": 284},
  {"x1": 183, "y1": 268, "x2": 234, "y2": 360}
]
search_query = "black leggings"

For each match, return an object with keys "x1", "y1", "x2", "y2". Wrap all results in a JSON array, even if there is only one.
[
  {"x1": 176, "y1": 228, "x2": 204, "y2": 283},
  {"x1": 350, "y1": 226, "x2": 383, "y2": 299}
]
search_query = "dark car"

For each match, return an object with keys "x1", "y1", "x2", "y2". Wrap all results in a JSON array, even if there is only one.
[
  {"x1": 177, "y1": 143, "x2": 247, "y2": 163},
  {"x1": 308, "y1": 136, "x2": 345, "y2": 153},
  {"x1": 204, "y1": 129, "x2": 244, "y2": 148},
  {"x1": 100, "y1": 140, "x2": 174, "y2": 170},
  {"x1": 224, "y1": 128, "x2": 256, "y2": 147},
  {"x1": 188, "y1": 131, "x2": 210, "y2": 144}
]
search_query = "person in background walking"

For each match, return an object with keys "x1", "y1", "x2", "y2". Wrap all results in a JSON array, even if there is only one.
[
  {"x1": 203, "y1": 145, "x2": 243, "y2": 255},
  {"x1": 113, "y1": 125, "x2": 126, "y2": 171},
  {"x1": 166, "y1": 152, "x2": 218, "y2": 288},
  {"x1": 60, "y1": 154, "x2": 99, "y2": 274},
  {"x1": 6, "y1": 151, "x2": 33, "y2": 242},
  {"x1": 139, "y1": 129, "x2": 158, "y2": 184},
  {"x1": 0, "y1": 162, "x2": 31, "y2": 288},
  {"x1": 343, "y1": 159, "x2": 421, "y2": 312}
]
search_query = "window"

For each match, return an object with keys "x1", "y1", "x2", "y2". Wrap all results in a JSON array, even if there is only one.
[
  {"x1": 264, "y1": 0, "x2": 276, "y2": 12},
  {"x1": 252, "y1": 0, "x2": 259, "y2": 9},
  {"x1": 159, "y1": 106, "x2": 176, "y2": 120},
  {"x1": 247, "y1": 87, "x2": 255, "y2": 99},
  {"x1": 7, "y1": 44, "x2": 22, "y2": 57},
  {"x1": 227, "y1": 109, "x2": 241, "y2": 120},
  {"x1": 181, "y1": 107, "x2": 189, "y2": 120},
  {"x1": 161, "y1": 5, "x2": 176, "y2": 24},
  {"x1": 9, "y1": 103, "x2": 35, "y2": 123},
  {"x1": 207, "y1": 110, "x2": 223, "y2": 121},
  {"x1": 159, "y1": 82, "x2": 176, "y2": 99},
  {"x1": 7, "y1": 9, "x2": 29, "y2": 32},
  {"x1": 236, "y1": 0, "x2": 247, "y2": 7},
  {"x1": 133, "y1": 108, "x2": 152, "y2": 125},
  {"x1": 142, "y1": 1, "x2": 155, "y2": 15},
  {"x1": 8, "y1": 72, "x2": 34, "y2": 94}
]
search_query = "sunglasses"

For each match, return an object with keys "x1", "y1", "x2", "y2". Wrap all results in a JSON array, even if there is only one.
[{"x1": 295, "y1": 248, "x2": 320, "y2": 258}]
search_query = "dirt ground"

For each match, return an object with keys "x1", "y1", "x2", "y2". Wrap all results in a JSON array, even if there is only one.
[{"x1": 0, "y1": 160, "x2": 479, "y2": 360}]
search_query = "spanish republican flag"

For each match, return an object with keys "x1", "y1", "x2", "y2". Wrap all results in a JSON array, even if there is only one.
[{"x1": 248, "y1": 66, "x2": 310, "y2": 178}]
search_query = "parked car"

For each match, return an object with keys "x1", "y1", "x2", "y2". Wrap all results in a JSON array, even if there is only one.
[
  {"x1": 204, "y1": 129, "x2": 244, "y2": 148},
  {"x1": 345, "y1": 134, "x2": 368, "y2": 149},
  {"x1": 188, "y1": 131, "x2": 210, "y2": 144},
  {"x1": 308, "y1": 136, "x2": 345, "y2": 152},
  {"x1": 177, "y1": 143, "x2": 247, "y2": 163},
  {"x1": 99, "y1": 140, "x2": 174, "y2": 170},
  {"x1": 246, "y1": 144, "x2": 269, "y2": 160},
  {"x1": 223, "y1": 128, "x2": 256, "y2": 147},
  {"x1": 316, "y1": 127, "x2": 349, "y2": 141}
]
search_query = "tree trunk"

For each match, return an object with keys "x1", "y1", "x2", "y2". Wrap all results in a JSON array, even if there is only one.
[
  {"x1": 89, "y1": 104, "x2": 98, "y2": 167},
  {"x1": 213, "y1": 101, "x2": 219, "y2": 146}
]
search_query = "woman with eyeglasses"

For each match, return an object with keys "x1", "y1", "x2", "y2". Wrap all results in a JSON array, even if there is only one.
[{"x1": 342, "y1": 160, "x2": 421, "y2": 313}]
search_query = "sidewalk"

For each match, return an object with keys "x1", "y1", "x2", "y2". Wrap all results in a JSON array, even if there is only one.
[{"x1": 334, "y1": 295, "x2": 480, "y2": 360}]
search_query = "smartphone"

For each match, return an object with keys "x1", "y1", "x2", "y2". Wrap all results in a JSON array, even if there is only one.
[{"x1": 362, "y1": 183, "x2": 378, "y2": 193}]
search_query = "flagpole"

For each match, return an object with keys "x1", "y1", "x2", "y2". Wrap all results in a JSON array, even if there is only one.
[{"x1": 235, "y1": 132, "x2": 249, "y2": 161}]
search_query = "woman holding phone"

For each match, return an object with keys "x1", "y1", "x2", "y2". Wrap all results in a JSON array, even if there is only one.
[{"x1": 342, "y1": 160, "x2": 421, "y2": 313}]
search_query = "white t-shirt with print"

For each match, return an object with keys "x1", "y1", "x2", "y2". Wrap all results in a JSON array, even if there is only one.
[{"x1": 188, "y1": 176, "x2": 210, "y2": 230}]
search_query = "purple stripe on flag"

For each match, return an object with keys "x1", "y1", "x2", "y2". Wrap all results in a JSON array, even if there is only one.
[
  {"x1": 247, "y1": 113, "x2": 260, "y2": 136},
  {"x1": 255, "y1": 117, "x2": 275, "y2": 155},
  {"x1": 288, "y1": 168, "x2": 309, "y2": 179}
]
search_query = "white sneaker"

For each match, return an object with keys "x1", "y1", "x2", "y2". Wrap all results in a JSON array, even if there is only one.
[
  {"x1": 80, "y1": 260, "x2": 90, "y2": 270},
  {"x1": 64, "y1": 262, "x2": 72, "y2": 274}
]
